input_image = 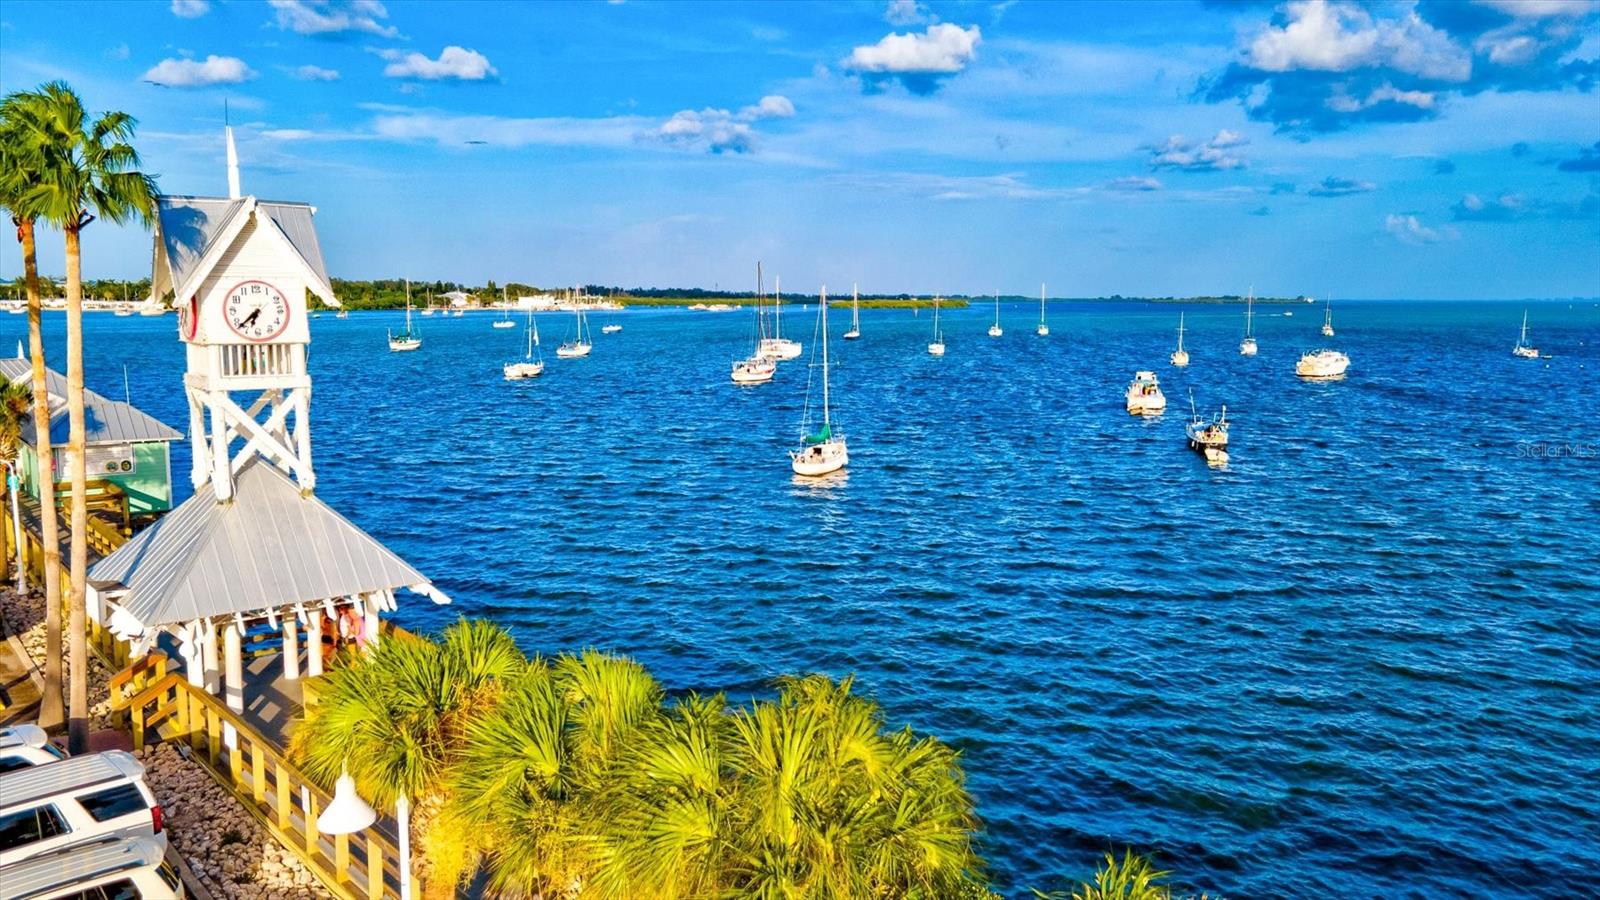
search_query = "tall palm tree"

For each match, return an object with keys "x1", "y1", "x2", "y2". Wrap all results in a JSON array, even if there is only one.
[
  {"x1": 0, "y1": 90, "x2": 65, "y2": 731},
  {"x1": 8, "y1": 82, "x2": 156, "y2": 753},
  {"x1": 291, "y1": 619, "x2": 527, "y2": 899}
]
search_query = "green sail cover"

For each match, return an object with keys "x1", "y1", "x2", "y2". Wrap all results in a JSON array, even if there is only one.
[{"x1": 804, "y1": 423, "x2": 832, "y2": 444}]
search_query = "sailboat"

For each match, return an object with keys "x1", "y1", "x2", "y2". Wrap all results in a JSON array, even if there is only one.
[
  {"x1": 1170, "y1": 313, "x2": 1189, "y2": 367},
  {"x1": 757, "y1": 275, "x2": 803, "y2": 360},
  {"x1": 988, "y1": 291, "x2": 1003, "y2": 338},
  {"x1": 928, "y1": 296, "x2": 946, "y2": 356},
  {"x1": 388, "y1": 281, "x2": 422, "y2": 352},
  {"x1": 421, "y1": 293, "x2": 436, "y2": 317},
  {"x1": 504, "y1": 310, "x2": 545, "y2": 379},
  {"x1": 1321, "y1": 298, "x2": 1335, "y2": 337},
  {"x1": 557, "y1": 305, "x2": 593, "y2": 358},
  {"x1": 1239, "y1": 288, "x2": 1258, "y2": 356},
  {"x1": 1185, "y1": 394, "x2": 1229, "y2": 465},
  {"x1": 601, "y1": 308, "x2": 623, "y2": 335},
  {"x1": 843, "y1": 283, "x2": 861, "y2": 340},
  {"x1": 1512, "y1": 310, "x2": 1539, "y2": 359},
  {"x1": 1036, "y1": 283, "x2": 1049, "y2": 336},
  {"x1": 790, "y1": 285, "x2": 848, "y2": 476},
  {"x1": 493, "y1": 287, "x2": 516, "y2": 328},
  {"x1": 732, "y1": 273, "x2": 775, "y2": 385}
]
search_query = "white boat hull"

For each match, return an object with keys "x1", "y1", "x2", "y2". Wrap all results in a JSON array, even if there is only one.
[
  {"x1": 1239, "y1": 339, "x2": 1258, "y2": 356},
  {"x1": 842, "y1": 330, "x2": 860, "y2": 340},
  {"x1": 988, "y1": 326, "x2": 1003, "y2": 337},
  {"x1": 928, "y1": 342, "x2": 945, "y2": 357},
  {"x1": 602, "y1": 325, "x2": 622, "y2": 334},
  {"x1": 1036, "y1": 325, "x2": 1049, "y2": 336},
  {"x1": 389, "y1": 339, "x2": 421, "y2": 352},
  {"x1": 1126, "y1": 371, "x2": 1167, "y2": 415},
  {"x1": 758, "y1": 338, "x2": 803, "y2": 360},
  {"x1": 1512, "y1": 345, "x2": 1539, "y2": 359},
  {"x1": 556, "y1": 343, "x2": 592, "y2": 358},
  {"x1": 731, "y1": 359, "x2": 776, "y2": 384},
  {"x1": 790, "y1": 439, "x2": 848, "y2": 476},
  {"x1": 493, "y1": 321, "x2": 516, "y2": 329},
  {"x1": 1295, "y1": 350, "x2": 1350, "y2": 378},
  {"x1": 1170, "y1": 350, "x2": 1189, "y2": 367},
  {"x1": 503, "y1": 362, "x2": 545, "y2": 380},
  {"x1": 1321, "y1": 325, "x2": 1335, "y2": 337}
]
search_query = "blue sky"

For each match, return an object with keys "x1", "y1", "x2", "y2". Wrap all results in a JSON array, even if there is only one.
[{"x1": 2, "y1": 0, "x2": 1598, "y2": 298}]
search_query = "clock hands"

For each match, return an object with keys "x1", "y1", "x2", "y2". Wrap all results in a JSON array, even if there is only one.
[{"x1": 239, "y1": 307, "x2": 262, "y2": 330}]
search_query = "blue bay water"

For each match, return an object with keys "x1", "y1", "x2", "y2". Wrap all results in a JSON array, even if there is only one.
[{"x1": 9, "y1": 299, "x2": 1599, "y2": 898}]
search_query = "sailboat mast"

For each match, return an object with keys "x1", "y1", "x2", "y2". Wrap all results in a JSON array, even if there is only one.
[
  {"x1": 1245, "y1": 287, "x2": 1254, "y2": 336},
  {"x1": 852, "y1": 283, "x2": 859, "y2": 330},
  {"x1": 405, "y1": 280, "x2": 412, "y2": 330},
  {"x1": 994, "y1": 290, "x2": 1000, "y2": 327},
  {"x1": 775, "y1": 276, "x2": 782, "y2": 339},
  {"x1": 821, "y1": 285, "x2": 830, "y2": 427},
  {"x1": 757, "y1": 261, "x2": 766, "y2": 340},
  {"x1": 1178, "y1": 312, "x2": 1185, "y2": 350},
  {"x1": 1040, "y1": 282, "x2": 1046, "y2": 326}
]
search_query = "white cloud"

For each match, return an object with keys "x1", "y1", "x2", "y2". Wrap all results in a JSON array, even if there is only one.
[
  {"x1": 380, "y1": 46, "x2": 497, "y2": 81},
  {"x1": 261, "y1": 128, "x2": 317, "y2": 140},
  {"x1": 1107, "y1": 176, "x2": 1163, "y2": 192},
  {"x1": 142, "y1": 55, "x2": 256, "y2": 87},
  {"x1": 370, "y1": 111, "x2": 642, "y2": 148},
  {"x1": 846, "y1": 23, "x2": 982, "y2": 75},
  {"x1": 1325, "y1": 82, "x2": 1436, "y2": 112},
  {"x1": 269, "y1": 0, "x2": 397, "y2": 37},
  {"x1": 1148, "y1": 131, "x2": 1248, "y2": 171},
  {"x1": 292, "y1": 64, "x2": 340, "y2": 81},
  {"x1": 646, "y1": 94, "x2": 796, "y2": 154},
  {"x1": 1385, "y1": 213, "x2": 1457, "y2": 244},
  {"x1": 1244, "y1": 0, "x2": 1471, "y2": 82},
  {"x1": 1475, "y1": 0, "x2": 1596, "y2": 19},
  {"x1": 170, "y1": 0, "x2": 210, "y2": 18},
  {"x1": 885, "y1": 0, "x2": 935, "y2": 26}
]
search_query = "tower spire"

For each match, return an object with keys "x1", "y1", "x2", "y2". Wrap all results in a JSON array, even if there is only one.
[{"x1": 225, "y1": 100, "x2": 241, "y2": 199}]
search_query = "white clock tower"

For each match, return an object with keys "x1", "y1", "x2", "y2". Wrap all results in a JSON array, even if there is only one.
[{"x1": 148, "y1": 124, "x2": 340, "y2": 500}]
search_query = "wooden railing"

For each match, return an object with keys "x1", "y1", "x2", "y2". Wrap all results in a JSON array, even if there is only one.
[
  {"x1": 53, "y1": 478, "x2": 130, "y2": 531},
  {"x1": 115, "y1": 672, "x2": 409, "y2": 900}
]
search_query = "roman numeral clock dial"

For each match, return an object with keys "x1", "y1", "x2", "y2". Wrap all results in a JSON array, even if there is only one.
[{"x1": 223, "y1": 279, "x2": 291, "y2": 341}]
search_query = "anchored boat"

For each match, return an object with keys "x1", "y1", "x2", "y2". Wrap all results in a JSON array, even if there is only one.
[
  {"x1": 988, "y1": 290, "x2": 1003, "y2": 338},
  {"x1": 1239, "y1": 288, "x2": 1258, "y2": 356},
  {"x1": 503, "y1": 309, "x2": 545, "y2": 380},
  {"x1": 1186, "y1": 396, "x2": 1229, "y2": 465},
  {"x1": 1513, "y1": 310, "x2": 1539, "y2": 359},
  {"x1": 928, "y1": 295, "x2": 946, "y2": 356},
  {"x1": 1126, "y1": 370, "x2": 1167, "y2": 415},
  {"x1": 1036, "y1": 282, "x2": 1049, "y2": 336},
  {"x1": 757, "y1": 275, "x2": 803, "y2": 361},
  {"x1": 556, "y1": 306, "x2": 593, "y2": 358},
  {"x1": 388, "y1": 281, "x2": 422, "y2": 352},
  {"x1": 1321, "y1": 298, "x2": 1335, "y2": 337},
  {"x1": 1171, "y1": 313, "x2": 1189, "y2": 368},
  {"x1": 843, "y1": 283, "x2": 861, "y2": 340},
  {"x1": 790, "y1": 285, "x2": 848, "y2": 477},
  {"x1": 1295, "y1": 348, "x2": 1350, "y2": 379}
]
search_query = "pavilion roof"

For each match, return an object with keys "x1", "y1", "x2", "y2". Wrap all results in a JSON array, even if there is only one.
[
  {"x1": 0, "y1": 357, "x2": 182, "y2": 448},
  {"x1": 89, "y1": 459, "x2": 429, "y2": 627},
  {"x1": 151, "y1": 195, "x2": 337, "y2": 306}
]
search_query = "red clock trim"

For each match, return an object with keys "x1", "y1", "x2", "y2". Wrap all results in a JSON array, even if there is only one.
[
  {"x1": 221, "y1": 279, "x2": 292, "y2": 343},
  {"x1": 181, "y1": 295, "x2": 199, "y2": 341}
]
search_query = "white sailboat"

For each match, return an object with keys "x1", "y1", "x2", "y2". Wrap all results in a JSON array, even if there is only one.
[
  {"x1": 1512, "y1": 310, "x2": 1539, "y2": 359},
  {"x1": 503, "y1": 310, "x2": 545, "y2": 379},
  {"x1": 928, "y1": 295, "x2": 946, "y2": 356},
  {"x1": 790, "y1": 285, "x2": 848, "y2": 476},
  {"x1": 421, "y1": 291, "x2": 436, "y2": 316},
  {"x1": 493, "y1": 287, "x2": 516, "y2": 328},
  {"x1": 988, "y1": 290, "x2": 1003, "y2": 338},
  {"x1": 1036, "y1": 282, "x2": 1049, "y2": 336},
  {"x1": 757, "y1": 275, "x2": 803, "y2": 360},
  {"x1": 556, "y1": 305, "x2": 593, "y2": 358},
  {"x1": 1171, "y1": 312, "x2": 1189, "y2": 367},
  {"x1": 732, "y1": 271, "x2": 776, "y2": 385},
  {"x1": 1186, "y1": 394, "x2": 1229, "y2": 465},
  {"x1": 1239, "y1": 287, "x2": 1258, "y2": 356},
  {"x1": 843, "y1": 283, "x2": 861, "y2": 340},
  {"x1": 388, "y1": 281, "x2": 422, "y2": 352},
  {"x1": 1321, "y1": 298, "x2": 1335, "y2": 337}
]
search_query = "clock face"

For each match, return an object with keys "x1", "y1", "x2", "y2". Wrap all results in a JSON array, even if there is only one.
[
  {"x1": 222, "y1": 280, "x2": 291, "y2": 342},
  {"x1": 179, "y1": 295, "x2": 198, "y2": 341}
]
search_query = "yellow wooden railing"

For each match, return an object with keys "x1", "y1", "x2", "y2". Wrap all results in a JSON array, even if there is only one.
[{"x1": 114, "y1": 672, "x2": 409, "y2": 900}]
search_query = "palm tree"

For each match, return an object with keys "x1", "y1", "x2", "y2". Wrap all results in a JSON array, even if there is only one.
[
  {"x1": 0, "y1": 380, "x2": 34, "y2": 587},
  {"x1": 6, "y1": 82, "x2": 156, "y2": 753},
  {"x1": 1032, "y1": 850, "x2": 1192, "y2": 900},
  {"x1": 0, "y1": 90, "x2": 66, "y2": 732},
  {"x1": 291, "y1": 619, "x2": 527, "y2": 899}
]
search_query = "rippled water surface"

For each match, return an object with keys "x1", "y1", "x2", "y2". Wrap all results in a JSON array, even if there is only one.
[{"x1": 13, "y1": 300, "x2": 1599, "y2": 898}]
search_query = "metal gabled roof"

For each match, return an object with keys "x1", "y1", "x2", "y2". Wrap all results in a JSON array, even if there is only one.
[
  {"x1": 0, "y1": 357, "x2": 182, "y2": 448},
  {"x1": 153, "y1": 194, "x2": 337, "y2": 305},
  {"x1": 89, "y1": 459, "x2": 430, "y2": 628}
]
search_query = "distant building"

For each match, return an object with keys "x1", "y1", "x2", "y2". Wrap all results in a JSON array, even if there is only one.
[
  {"x1": 440, "y1": 290, "x2": 473, "y2": 307},
  {"x1": 1, "y1": 356, "x2": 183, "y2": 518}
]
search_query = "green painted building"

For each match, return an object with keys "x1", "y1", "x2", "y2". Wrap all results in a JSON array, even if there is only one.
[{"x1": 2, "y1": 355, "x2": 182, "y2": 518}]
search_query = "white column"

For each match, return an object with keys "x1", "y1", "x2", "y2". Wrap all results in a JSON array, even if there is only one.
[
  {"x1": 282, "y1": 614, "x2": 300, "y2": 681},
  {"x1": 202, "y1": 620, "x2": 221, "y2": 693},
  {"x1": 363, "y1": 594, "x2": 381, "y2": 650},
  {"x1": 187, "y1": 390, "x2": 209, "y2": 490},
  {"x1": 306, "y1": 609, "x2": 324, "y2": 678},
  {"x1": 397, "y1": 792, "x2": 413, "y2": 899},
  {"x1": 223, "y1": 621, "x2": 243, "y2": 749},
  {"x1": 209, "y1": 393, "x2": 232, "y2": 501},
  {"x1": 183, "y1": 621, "x2": 206, "y2": 689},
  {"x1": 294, "y1": 386, "x2": 315, "y2": 492}
]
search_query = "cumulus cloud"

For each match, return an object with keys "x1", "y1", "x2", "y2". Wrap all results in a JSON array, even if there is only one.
[
  {"x1": 885, "y1": 0, "x2": 935, "y2": 26},
  {"x1": 1385, "y1": 213, "x2": 1457, "y2": 244},
  {"x1": 845, "y1": 23, "x2": 982, "y2": 94},
  {"x1": 1453, "y1": 190, "x2": 1600, "y2": 220},
  {"x1": 292, "y1": 64, "x2": 340, "y2": 81},
  {"x1": 1147, "y1": 130, "x2": 1249, "y2": 171},
  {"x1": 1106, "y1": 176, "x2": 1163, "y2": 192},
  {"x1": 269, "y1": 0, "x2": 397, "y2": 37},
  {"x1": 1200, "y1": 0, "x2": 1600, "y2": 133},
  {"x1": 380, "y1": 46, "x2": 497, "y2": 81},
  {"x1": 646, "y1": 94, "x2": 795, "y2": 154},
  {"x1": 1557, "y1": 141, "x2": 1600, "y2": 171},
  {"x1": 171, "y1": 0, "x2": 209, "y2": 18},
  {"x1": 1308, "y1": 175, "x2": 1376, "y2": 196},
  {"x1": 142, "y1": 55, "x2": 255, "y2": 87}
]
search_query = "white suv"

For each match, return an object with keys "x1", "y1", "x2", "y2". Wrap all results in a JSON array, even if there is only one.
[
  {"x1": 0, "y1": 725, "x2": 68, "y2": 774},
  {"x1": 0, "y1": 750, "x2": 165, "y2": 867},
  {"x1": 0, "y1": 834, "x2": 184, "y2": 899}
]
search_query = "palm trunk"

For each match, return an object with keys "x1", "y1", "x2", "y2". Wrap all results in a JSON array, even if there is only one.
[
  {"x1": 19, "y1": 218, "x2": 65, "y2": 732},
  {"x1": 65, "y1": 224, "x2": 89, "y2": 755}
]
